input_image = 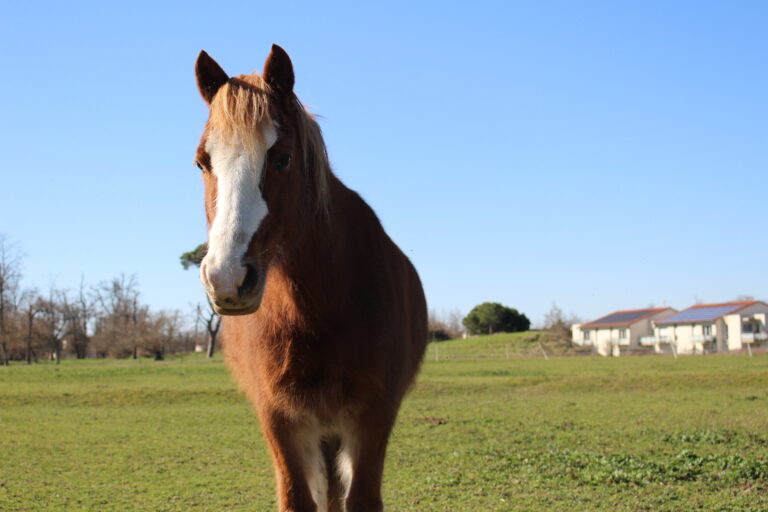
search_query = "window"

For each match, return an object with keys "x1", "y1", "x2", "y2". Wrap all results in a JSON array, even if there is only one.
[
  {"x1": 582, "y1": 330, "x2": 590, "y2": 341},
  {"x1": 618, "y1": 329, "x2": 627, "y2": 339},
  {"x1": 702, "y1": 324, "x2": 711, "y2": 335}
]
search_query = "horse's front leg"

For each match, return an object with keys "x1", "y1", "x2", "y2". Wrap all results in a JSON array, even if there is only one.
[
  {"x1": 343, "y1": 407, "x2": 397, "y2": 512},
  {"x1": 260, "y1": 409, "x2": 327, "y2": 512}
]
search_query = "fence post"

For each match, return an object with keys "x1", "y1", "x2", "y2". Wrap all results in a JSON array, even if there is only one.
[
  {"x1": 538, "y1": 343, "x2": 549, "y2": 360},
  {"x1": 434, "y1": 346, "x2": 439, "y2": 362},
  {"x1": 505, "y1": 344, "x2": 510, "y2": 360}
]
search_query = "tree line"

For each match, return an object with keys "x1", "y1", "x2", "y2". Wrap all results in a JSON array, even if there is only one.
[
  {"x1": 0, "y1": 236, "x2": 210, "y2": 365},
  {"x1": 427, "y1": 302, "x2": 531, "y2": 340},
  {"x1": 431, "y1": 302, "x2": 580, "y2": 341},
  {"x1": 0, "y1": 233, "x2": 580, "y2": 364}
]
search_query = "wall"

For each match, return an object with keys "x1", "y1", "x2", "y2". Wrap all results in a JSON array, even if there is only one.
[
  {"x1": 571, "y1": 324, "x2": 584, "y2": 344},
  {"x1": 723, "y1": 314, "x2": 743, "y2": 351},
  {"x1": 652, "y1": 323, "x2": 707, "y2": 355}
]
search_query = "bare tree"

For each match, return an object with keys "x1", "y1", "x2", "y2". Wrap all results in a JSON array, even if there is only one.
[
  {"x1": 181, "y1": 245, "x2": 222, "y2": 358},
  {"x1": 19, "y1": 289, "x2": 43, "y2": 364},
  {"x1": 543, "y1": 303, "x2": 581, "y2": 341},
  {"x1": 93, "y1": 275, "x2": 143, "y2": 358},
  {"x1": 62, "y1": 279, "x2": 93, "y2": 359},
  {"x1": 0, "y1": 236, "x2": 23, "y2": 366},
  {"x1": 38, "y1": 288, "x2": 68, "y2": 364},
  {"x1": 143, "y1": 310, "x2": 185, "y2": 361},
  {"x1": 427, "y1": 308, "x2": 451, "y2": 341},
  {"x1": 427, "y1": 308, "x2": 465, "y2": 341},
  {"x1": 197, "y1": 300, "x2": 222, "y2": 358},
  {"x1": 445, "y1": 309, "x2": 465, "y2": 339}
]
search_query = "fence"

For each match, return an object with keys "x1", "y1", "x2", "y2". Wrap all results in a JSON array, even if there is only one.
[{"x1": 425, "y1": 341, "x2": 768, "y2": 361}]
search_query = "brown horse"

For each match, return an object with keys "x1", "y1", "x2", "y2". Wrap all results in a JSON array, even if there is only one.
[{"x1": 193, "y1": 45, "x2": 427, "y2": 512}]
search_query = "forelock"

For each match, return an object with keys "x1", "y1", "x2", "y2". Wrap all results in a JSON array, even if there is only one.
[{"x1": 208, "y1": 74, "x2": 273, "y2": 150}]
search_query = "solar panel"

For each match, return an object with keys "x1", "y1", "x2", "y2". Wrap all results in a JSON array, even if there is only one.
[
  {"x1": 657, "y1": 304, "x2": 743, "y2": 324},
  {"x1": 590, "y1": 309, "x2": 656, "y2": 325}
]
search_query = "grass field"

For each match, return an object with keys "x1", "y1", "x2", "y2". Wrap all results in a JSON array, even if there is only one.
[{"x1": 2, "y1": 341, "x2": 768, "y2": 511}]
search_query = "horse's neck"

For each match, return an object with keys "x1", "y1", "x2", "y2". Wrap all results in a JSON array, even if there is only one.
[{"x1": 272, "y1": 176, "x2": 350, "y2": 322}]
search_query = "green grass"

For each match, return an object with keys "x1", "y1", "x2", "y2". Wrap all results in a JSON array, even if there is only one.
[
  {"x1": 428, "y1": 331, "x2": 588, "y2": 359},
  {"x1": 2, "y1": 346, "x2": 768, "y2": 511}
]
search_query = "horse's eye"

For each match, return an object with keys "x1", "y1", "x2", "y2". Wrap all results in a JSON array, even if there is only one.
[
  {"x1": 274, "y1": 153, "x2": 291, "y2": 170},
  {"x1": 195, "y1": 161, "x2": 203, "y2": 171}
]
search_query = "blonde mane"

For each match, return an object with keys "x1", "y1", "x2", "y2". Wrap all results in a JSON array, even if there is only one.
[{"x1": 208, "y1": 74, "x2": 331, "y2": 217}]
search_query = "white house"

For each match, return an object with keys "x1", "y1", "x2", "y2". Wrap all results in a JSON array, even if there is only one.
[
  {"x1": 642, "y1": 301, "x2": 768, "y2": 355},
  {"x1": 572, "y1": 307, "x2": 677, "y2": 356}
]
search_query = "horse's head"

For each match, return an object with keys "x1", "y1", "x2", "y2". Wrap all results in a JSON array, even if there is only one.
[{"x1": 194, "y1": 45, "x2": 314, "y2": 315}]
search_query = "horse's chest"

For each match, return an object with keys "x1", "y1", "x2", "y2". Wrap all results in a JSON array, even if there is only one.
[{"x1": 255, "y1": 337, "x2": 358, "y2": 408}]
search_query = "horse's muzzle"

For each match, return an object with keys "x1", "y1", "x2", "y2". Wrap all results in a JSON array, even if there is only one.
[{"x1": 202, "y1": 258, "x2": 266, "y2": 315}]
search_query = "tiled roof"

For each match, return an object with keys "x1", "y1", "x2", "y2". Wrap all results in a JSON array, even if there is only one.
[
  {"x1": 582, "y1": 308, "x2": 673, "y2": 329},
  {"x1": 655, "y1": 301, "x2": 759, "y2": 325}
]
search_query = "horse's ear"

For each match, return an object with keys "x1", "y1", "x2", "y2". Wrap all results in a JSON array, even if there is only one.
[
  {"x1": 196, "y1": 50, "x2": 229, "y2": 105},
  {"x1": 263, "y1": 44, "x2": 294, "y2": 99}
]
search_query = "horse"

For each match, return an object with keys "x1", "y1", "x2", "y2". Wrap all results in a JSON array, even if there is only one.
[{"x1": 193, "y1": 45, "x2": 428, "y2": 512}]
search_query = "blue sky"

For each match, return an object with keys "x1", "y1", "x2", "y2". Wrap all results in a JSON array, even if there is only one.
[{"x1": 1, "y1": 1, "x2": 766, "y2": 325}]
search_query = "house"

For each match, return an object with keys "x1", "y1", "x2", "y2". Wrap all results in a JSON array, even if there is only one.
[
  {"x1": 571, "y1": 307, "x2": 677, "y2": 356},
  {"x1": 642, "y1": 301, "x2": 768, "y2": 354}
]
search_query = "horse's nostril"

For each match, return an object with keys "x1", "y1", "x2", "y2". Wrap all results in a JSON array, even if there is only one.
[{"x1": 238, "y1": 263, "x2": 259, "y2": 297}]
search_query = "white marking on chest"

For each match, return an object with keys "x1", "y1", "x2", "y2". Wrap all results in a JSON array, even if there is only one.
[{"x1": 201, "y1": 123, "x2": 277, "y2": 296}]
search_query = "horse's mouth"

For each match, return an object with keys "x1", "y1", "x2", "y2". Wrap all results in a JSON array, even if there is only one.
[{"x1": 213, "y1": 304, "x2": 260, "y2": 316}]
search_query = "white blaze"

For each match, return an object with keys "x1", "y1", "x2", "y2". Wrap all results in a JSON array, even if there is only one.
[{"x1": 202, "y1": 123, "x2": 277, "y2": 299}]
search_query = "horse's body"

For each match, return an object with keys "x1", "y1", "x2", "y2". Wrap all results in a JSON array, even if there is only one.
[{"x1": 193, "y1": 45, "x2": 427, "y2": 512}]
